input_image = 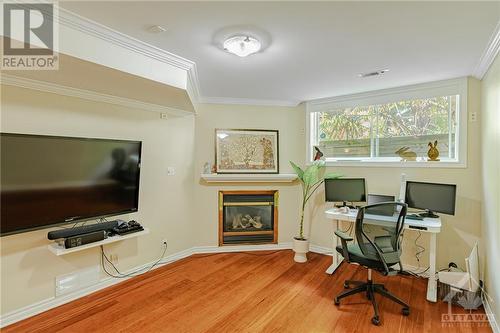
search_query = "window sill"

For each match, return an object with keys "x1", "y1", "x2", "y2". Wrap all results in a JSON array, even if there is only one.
[{"x1": 317, "y1": 159, "x2": 466, "y2": 169}]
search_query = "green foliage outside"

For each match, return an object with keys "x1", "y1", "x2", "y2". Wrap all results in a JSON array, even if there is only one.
[{"x1": 318, "y1": 95, "x2": 457, "y2": 144}]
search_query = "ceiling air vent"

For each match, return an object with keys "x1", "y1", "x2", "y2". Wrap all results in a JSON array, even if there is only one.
[{"x1": 358, "y1": 69, "x2": 389, "y2": 78}]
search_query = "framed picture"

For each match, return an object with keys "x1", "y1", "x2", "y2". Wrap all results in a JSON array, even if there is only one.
[{"x1": 215, "y1": 129, "x2": 279, "y2": 174}]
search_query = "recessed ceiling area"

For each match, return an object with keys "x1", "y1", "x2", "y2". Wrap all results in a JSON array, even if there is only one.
[{"x1": 62, "y1": 1, "x2": 499, "y2": 105}]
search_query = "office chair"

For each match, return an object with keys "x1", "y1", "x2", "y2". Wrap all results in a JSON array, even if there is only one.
[{"x1": 334, "y1": 202, "x2": 410, "y2": 326}]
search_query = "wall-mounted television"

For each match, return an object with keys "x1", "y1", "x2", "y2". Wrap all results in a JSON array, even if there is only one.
[{"x1": 1, "y1": 133, "x2": 142, "y2": 236}]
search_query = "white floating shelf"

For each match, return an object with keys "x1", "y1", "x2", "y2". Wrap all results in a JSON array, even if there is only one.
[
  {"x1": 201, "y1": 173, "x2": 297, "y2": 183},
  {"x1": 47, "y1": 228, "x2": 150, "y2": 256}
]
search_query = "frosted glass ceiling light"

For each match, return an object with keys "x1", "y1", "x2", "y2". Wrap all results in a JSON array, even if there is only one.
[{"x1": 223, "y1": 35, "x2": 261, "y2": 57}]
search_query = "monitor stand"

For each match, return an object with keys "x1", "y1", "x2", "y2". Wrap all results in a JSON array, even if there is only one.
[
  {"x1": 418, "y1": 210, "x2": 440, "y2": 218},
  {"x1": 335, "y1": 201, "x2": 356, "y2": 209}
]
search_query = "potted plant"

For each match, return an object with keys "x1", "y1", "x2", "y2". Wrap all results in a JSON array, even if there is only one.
[{"x1": 290, "y1": 160, "x2": 341, "y2": 263}]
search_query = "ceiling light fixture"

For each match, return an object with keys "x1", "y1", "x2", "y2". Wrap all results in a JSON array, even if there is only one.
[
  {"x1": 358, "y1": 69, "x2": 390, "y2": 78},
  {"x1": 223, "y1": 35, "x2": 261, "y2": 57}
]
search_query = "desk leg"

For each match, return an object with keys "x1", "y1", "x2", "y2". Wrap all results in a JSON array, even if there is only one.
[
  {"x1": 426, "y1": 233, "x2": 438, "y2": 302},
  {"x1": 325, "y1": 219, "x2": 342, "y2": 274}
]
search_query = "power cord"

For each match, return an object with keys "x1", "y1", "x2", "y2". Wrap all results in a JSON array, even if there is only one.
[{"x1": 100, "y1": 242, "x2": 167, "y2": 279}]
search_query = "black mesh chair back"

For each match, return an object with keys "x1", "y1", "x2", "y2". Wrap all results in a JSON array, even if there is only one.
[{"x1": 355, "y1": 202, "x2": 407, "y2": 274}]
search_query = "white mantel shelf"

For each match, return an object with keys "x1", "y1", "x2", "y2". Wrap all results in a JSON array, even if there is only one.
[{"x1": 201, "y1": 173, "x2": 298, "y2": 183}]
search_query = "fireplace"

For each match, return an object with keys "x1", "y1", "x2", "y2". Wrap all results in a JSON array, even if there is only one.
[{"x1": 219, "y1": 190, "x2": 278, "y2": 246}]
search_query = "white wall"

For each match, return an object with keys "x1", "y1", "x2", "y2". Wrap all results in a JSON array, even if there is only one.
[
  {"x1": 0, "y1": 85, "x2": 196, "y2": 315},
  {"x1": 480, "y1": 54, "x2": 500, "y2": 324}
]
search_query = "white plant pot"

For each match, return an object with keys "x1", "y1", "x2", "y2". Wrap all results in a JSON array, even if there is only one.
[{"x1": 293, "y1": 238, "x2": 309, "y2": 263}]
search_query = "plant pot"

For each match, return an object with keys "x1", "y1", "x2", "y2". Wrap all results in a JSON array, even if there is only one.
[{"x1": 293, "y1": 237, "x2": 309, "y2": 263}]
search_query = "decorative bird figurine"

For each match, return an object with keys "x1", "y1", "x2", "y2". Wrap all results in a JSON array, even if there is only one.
[{"x1": 313, "y1": 146, "x2": 324, "y2": 161}]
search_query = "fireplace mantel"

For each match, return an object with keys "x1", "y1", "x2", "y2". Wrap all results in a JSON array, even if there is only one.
[{"x1": 201, "y1": 173, "x2": 297, "y2": 183}]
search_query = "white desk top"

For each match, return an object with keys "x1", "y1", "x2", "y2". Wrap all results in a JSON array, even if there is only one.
[{"x1": 325, "y1": 208, "x2": 441, "y2": 233}]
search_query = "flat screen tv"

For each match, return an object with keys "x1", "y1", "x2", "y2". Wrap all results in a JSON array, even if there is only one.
[{"x1": 1, "y1": 133, "x2": 142, "y2": 236}]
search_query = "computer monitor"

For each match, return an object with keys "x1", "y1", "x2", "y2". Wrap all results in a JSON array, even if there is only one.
[
  {"x1": 325, "y1": 178, "x2": 366, "y2": 207},
  {"x1": 366, "y1": 194, "x2": 396, "y2": 216},
  {"x1": 405, "y1": 181, "x2": 456, "y2": 218}
]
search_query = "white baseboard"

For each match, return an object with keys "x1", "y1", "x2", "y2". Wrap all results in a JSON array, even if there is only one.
[
  {"x1": 0, "y1": 247, "x2": 194, "y2": 328},
  {"x1": 309, "y1": 244, "x2": 334, "y2": 256},
  {"x1": 483, "y1": 293, "x2": 500, "y2": 333},
  {"x1": 193, "y1": 242, "x2": 292, "y2": 254},
  {"x1": 399, "y1": 264, "x2": 431, "y2": 278},
  {"x1": 2, "y1": 243, "x2": 436, "y2": 328},
  {"x1": 0, "y1": 242, "x2": 299, "y2": 327}
]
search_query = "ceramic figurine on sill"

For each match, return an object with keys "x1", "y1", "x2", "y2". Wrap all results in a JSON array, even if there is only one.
[
  {"x1": 313, "y1": 146, "x2": 324, "y2": 161},
  {"x1": 427, "y1": 140, "x2": 440, "y2": 161},
  {"x1": 395, "y1": 146, "x2": 417, "y2": 161}
]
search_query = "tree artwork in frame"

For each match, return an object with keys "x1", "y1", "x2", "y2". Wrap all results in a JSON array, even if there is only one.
[{"x1": 215, "y1": 129, "x2": 279, "y2": 174}]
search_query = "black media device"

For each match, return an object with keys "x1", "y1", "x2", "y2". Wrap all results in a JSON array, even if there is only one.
[
  {"x1": 0, "y1": 133, "x2": 142, "y2": 236},
  {"x1": 47, "y1": 220, "x2": 119, "y2": 240},
  {"x1": 64, "y1": 230, "x2": 106, "y2": 249},
  {"x1": 366, "y1": 194, "x2": 396, "y2": 216},
  {"x1": 324, "y1": 178, "x2": 366, "y2": 208},
  {"x1": 405, "y1": 181, "x2": 457, "y2": 218}
]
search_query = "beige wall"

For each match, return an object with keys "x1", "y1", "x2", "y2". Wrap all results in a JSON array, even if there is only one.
[
  {"x1": 308, "y1": 78, "x2": 483, "y2": 269},
  {"x1": 192, "y1": 103, "x2": 304, "y2": 246},
  {"x1": 192, "y1": 78, "x2": 483, "y2": 272},
  {"x1": 480, "y1": 54, "x2": 500, "y2": 323},
  {"x1": 0, "y1": 85, "x2": 196, "y2": 315},
  {"x1": 0, "y1": 74, "x2": 490, "y2": 318}
]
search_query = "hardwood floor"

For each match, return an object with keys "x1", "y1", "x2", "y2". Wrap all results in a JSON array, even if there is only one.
[{"x1": 3, "y1": 250, "x2": 491, "y2": 333}]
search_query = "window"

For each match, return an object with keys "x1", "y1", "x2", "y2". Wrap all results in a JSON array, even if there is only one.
[{"x1": 307, "y1": 78, "x2": 467, "y2": 167}]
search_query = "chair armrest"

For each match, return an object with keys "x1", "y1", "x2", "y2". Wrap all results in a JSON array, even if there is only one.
[
  {"x1": 334, "y1": 230, "x2": 353, "y2": 241},
  {"x1": 334, "y1": 230, "x2": 353, "y2": 262}
]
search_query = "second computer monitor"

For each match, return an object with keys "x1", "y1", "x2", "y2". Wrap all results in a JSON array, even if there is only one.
[
  {"x1": 405, "y1": 181, "x2": 456, "y2": 217},
  {"x1": 325, "y1": 178, "x2": 366, "y2": 205}
]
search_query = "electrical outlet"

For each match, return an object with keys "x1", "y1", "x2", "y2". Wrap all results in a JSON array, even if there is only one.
[
  {"x1": 161, "y1": 239, "x2": 168, "y2": 246},
  {"x1": 167, "y1": 167, "x2": 175, "y2": 176},
  {"x1": 160, "y1": 113, "x2": 168, "y2": 120},
  {"x1": 469, "y1": 112, "x2": 477, "y2": 122}
]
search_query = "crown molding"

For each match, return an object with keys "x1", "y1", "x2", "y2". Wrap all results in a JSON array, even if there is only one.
[
  {"x1": 473, "y1": 21, "x2": 500, "y2": 80},
  {"x1": 57, "y1": 7, "x2": 204, "y2": 104},
  {"x1": 1, "y1": 74, "x2": 193, "y2": 117},
  {"x1": 200, "y1": 96, "x2": 301, "y2": 107},
  {"x1": 54, "y1": 7, "x2": 194, "y2": 72}
]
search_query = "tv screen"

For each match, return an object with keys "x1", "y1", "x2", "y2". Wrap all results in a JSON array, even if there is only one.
[{"x1": 1, "y1": 133, "x2": 141, "y2": 236}]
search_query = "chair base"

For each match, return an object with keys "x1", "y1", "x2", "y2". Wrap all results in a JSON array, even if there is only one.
[{"x1": 334, "y1": 278, "x2": 410, "y2": 326}]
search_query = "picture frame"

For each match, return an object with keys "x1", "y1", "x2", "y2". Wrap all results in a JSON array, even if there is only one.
[{"x1": 215, "y1": 129, "x2": 279, "y2": 174}]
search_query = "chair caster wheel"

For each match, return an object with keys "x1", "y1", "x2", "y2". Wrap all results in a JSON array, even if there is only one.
[
  {"x1": 334, "y1": 298, "x2": 340, "y2": 305},
  {"x1": 371, "y1": 316, "x2": 380, "y2": 326},
  {"x1": 402, "y1": 307, "x2": 410, "y2": 316},
  {"x1": 343, "y1": 282, "x2": 350, "y2": 289}
]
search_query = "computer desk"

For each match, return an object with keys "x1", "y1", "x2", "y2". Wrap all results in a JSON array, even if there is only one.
[{"x1": 325, "y1": 208, "x2": 441, "y2": 302}]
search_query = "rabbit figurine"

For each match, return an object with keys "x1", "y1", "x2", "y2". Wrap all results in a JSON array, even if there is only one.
[
  {"x1": 395, "y1": 147, "x2": 417, "y2": 161},
  {"x1": 427, "y1": 140, "x2": 440, "y2": 161}
]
